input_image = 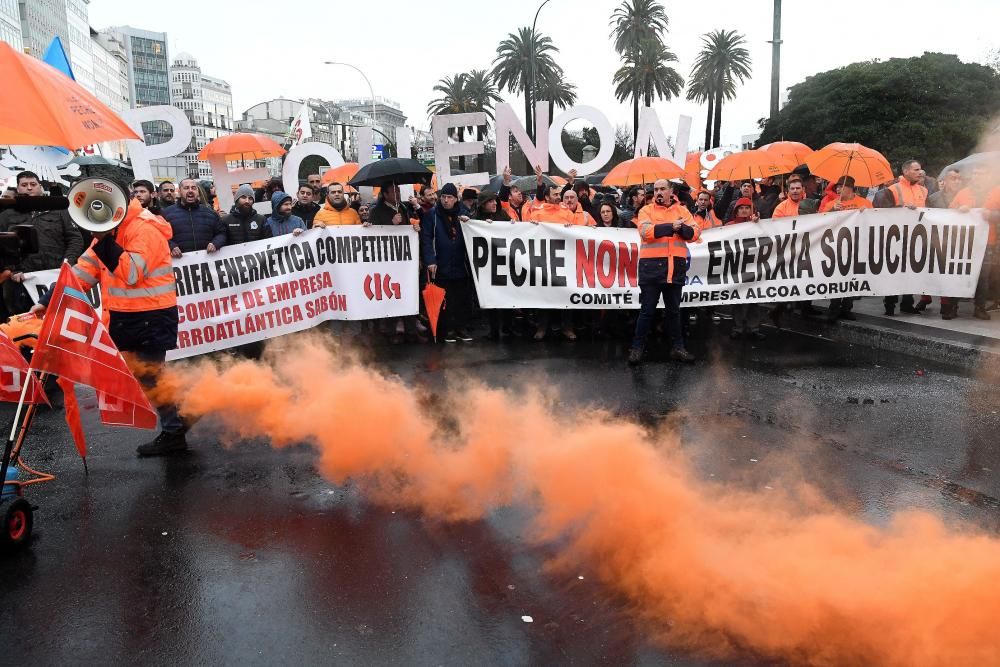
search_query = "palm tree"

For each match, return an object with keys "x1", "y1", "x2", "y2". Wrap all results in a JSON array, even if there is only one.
[
  {"x1": 688, "y1": 29, "x2": 751, "y2": 148},
  {"x1": 463, "y1": 69, "x2": 503, "y2": 172},
  {"x1": 491, "y1": 27, "x2": 561, "y2": 138},
  {"x1": 613, "y1": 39, "x2": 683, "y2": 150},
  {"x1": 427, "y1": 73, "x2": 472, "y2": 169},
  {"x1": 609, "y1": 0, "x2": 672, "y2": 141},
  {"x1": 536, "y1": 69, "x2": 578, "y2": 120}
]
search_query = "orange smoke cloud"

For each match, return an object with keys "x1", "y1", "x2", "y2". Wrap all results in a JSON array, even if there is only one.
[{"x1": 166, "y1": 340, "x2": 1000, "y2": 666}]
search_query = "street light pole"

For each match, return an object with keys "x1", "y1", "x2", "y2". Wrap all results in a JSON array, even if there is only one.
[
  {"x1": 768, "y1": 0, "x2": 783, "y2": 119},
  {"x1": 323, "y1": 60, "x2": 377, "y2": 129},
  {"x1": 529, "y1": 0, "x2": 553, "y2": 138}
]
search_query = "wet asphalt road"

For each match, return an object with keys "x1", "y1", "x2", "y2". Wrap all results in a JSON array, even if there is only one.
[{"x1": 2, "y1": 322, "x2": 999, "y2": 666}]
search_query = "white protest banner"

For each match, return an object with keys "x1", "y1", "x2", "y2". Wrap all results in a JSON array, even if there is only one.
[
  {"x1": 464, "y1": 208, "x2": 990, "y2": 309},
  {"x1": 24, "y1": 227, "x2": 419, "y2": 360}
]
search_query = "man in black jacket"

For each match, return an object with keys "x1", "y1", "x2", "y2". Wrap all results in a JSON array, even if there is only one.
[
  {"x1": 162, "y1": 178, "x2": 226, "y2": 257},
  {"x1": 0, "y1": 171, "x2": 85, "y2": 314},
  {"x1": 223, "y1": 185, "x2": 270, "y2": 245},
  {"x1": 292, "y1": 184, "x2": 321, "y2": 228}
]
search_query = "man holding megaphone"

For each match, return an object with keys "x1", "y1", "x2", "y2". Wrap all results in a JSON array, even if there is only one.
[{"x1": 32, "y1": 177, "x2": 187, "y2": 457}]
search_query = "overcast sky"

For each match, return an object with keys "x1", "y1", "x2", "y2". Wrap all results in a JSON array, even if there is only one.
[{"x1": 90, "y1": 0, "x2": 998, "y2": 150}]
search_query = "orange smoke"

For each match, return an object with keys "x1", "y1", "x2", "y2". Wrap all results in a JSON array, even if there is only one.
[{"x1": 167, "y1": 340, "x2": 1000, "y2": 666}]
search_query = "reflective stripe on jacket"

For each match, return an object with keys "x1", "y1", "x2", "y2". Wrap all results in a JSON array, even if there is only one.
[
  {"x1": 74, "y1": 199, "x2": 176, "y2": 313},
  {"x1": 637, "y1": 202, "x2": 699, "y2": 284}
]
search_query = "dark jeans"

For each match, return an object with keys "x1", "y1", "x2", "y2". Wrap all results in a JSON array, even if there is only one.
[
  {"x1": 437, "y1": 278, "x2": 474, "y2": 333},
  {"x1": 884, "y1": 294, "x2": 915, "y2": 310},
  {"x1": 828, "y1": 297, "x2": 855, "y2": 314},
  {"x1": 128, "y1": 348, "x2": 184, "y2": 434},
  {"x1": 632, "y1": 282, "x2": 683, "y2": 350}
]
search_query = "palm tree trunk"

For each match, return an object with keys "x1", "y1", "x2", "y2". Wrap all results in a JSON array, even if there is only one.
[
  {"x1": 704, "y1": 94, "x2": 714, "y2": 150},
  {"x1": 523, "y1": 82, "x2": 533, "y2": 173},
  {"x1": 712, "y1": 86, "x2": 723, "y2": 148},
  {"x1": 458, "y1": 127, "x2": 466, "y2": 171},
  {"x1": 633, "y1": 88, "x2": 640, "y2": 148}
]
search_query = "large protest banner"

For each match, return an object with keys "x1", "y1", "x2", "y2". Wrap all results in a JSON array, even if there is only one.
[
  {"x1": 465, "y1": 208, "x2": 990, "y2": 309},
  {"x1": 24, "y1": 226, "x2": 419, "y2": 360}
]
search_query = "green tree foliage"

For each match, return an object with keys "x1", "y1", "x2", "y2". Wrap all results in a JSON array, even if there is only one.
[
  {"x1": 688, "y1": 29, "x2": 751, "y2": 149},
  {"x1": 609, "y1": 0, "x2": 680, "y2": 142},
  {"x1": 491, "y1": 27, "x2": 565, "y2": 138},
  {"x1": 758, "y1": 53, "x2": 1000, "y2": 172}
]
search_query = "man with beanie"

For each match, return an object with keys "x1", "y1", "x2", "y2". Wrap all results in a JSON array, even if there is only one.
[
  {"x1": 460, "y1": 188, "x2": 478, "y2": 216},
  {"x1": 224, "y1": 185, "x2": 270, "y2": 245},
  {"x1": 265, "y1": 192, "x2": 306, "y2": 237},
  {"x1": 313, "y1": 182, "x2": 362, "y2": 227},
  {"x1": 292, "y1": 184, "x2": 321, "y2": 228}
]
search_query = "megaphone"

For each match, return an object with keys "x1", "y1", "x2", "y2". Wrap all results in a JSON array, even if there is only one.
[{"x1": 67, "y1": 177, "x2": 128, "y2": 233}]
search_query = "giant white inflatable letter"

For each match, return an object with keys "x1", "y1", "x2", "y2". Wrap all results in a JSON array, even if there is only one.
[
  {"x1": 282, "y1": 142, "x2": 346, "y2": 199},
  {"x1": 432, "y1": 112, "x2": 488, "y2": 187},
  {"x1": 122, "y1": 106, "x2": 191, "y2": 182},
  {"x1": 547, "y1": 106, "x2": 614, "y2": 176},
  {"x1": 495, "y1": 102, "x2": 550, "y2": 175}
]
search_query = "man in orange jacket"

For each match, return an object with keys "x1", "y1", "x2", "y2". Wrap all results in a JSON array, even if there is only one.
[
  {"x1": 820, "y1": 176, "x2": 873, "y2": 213},
  {"x1": 561, "y1": 189, "x2": 596, "y2": 226},
  {"x1": 876, "y1": 159, "x2": 928, "y2": 315},
  {"x1": 313, "y1": 182, "x2": 363, "y2": 227},
  {"x1": 628, "y1": 179, "x2": 699, "y2": 365},
  {"x1": 33, "y1": 198, "x2": 185, "y2": 457},
  {"x1": 950, "y1": 163, "x2": 1000, "y2": 320}
]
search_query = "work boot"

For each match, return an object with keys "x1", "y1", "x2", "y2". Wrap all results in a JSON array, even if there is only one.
[
  {"x1": 974, "y1": 307, "x2": 992, "y2": 321},
  {"x1": 137, "y1": 431, "x2": 188, "y2": 458},
  {"x1": 533, "y1": 326, "x2": 546, "y2": 341},
  {"x1": 455, "y1": 329, "x2": 474, "y2": 342},
  {"x1": 914, "y1": 300, "x2": 929, "y2": 313},
  {"x1": 669, "y1": 347, "x2": 696, "y2": 363},
  {"x1": 562, "y1": 327, "x2": 577, "y2": 341},
  {"x1": 627, "y1": 347, "x2": 643, "y2": 366},
  {"x1": 884, "y1": 305, "x2": 896, "y2": 316},
  {"x1": 942, "y1": 309, "x2": 957, "y2": 321},
  {"x1": 900, "y1": 304, "x2": 921, "y2": 314}
]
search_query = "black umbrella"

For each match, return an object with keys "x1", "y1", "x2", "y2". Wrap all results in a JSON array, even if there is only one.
[
  {"x1": 348, "y1": 158, "x2": 432, "y2": 187},
  {"x1": 512, "y1": 174, "x2": 557, "y2": 193}
]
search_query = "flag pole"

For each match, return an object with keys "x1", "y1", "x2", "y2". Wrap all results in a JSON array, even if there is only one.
[{"x1": 0, "y1": 368, "x2": 35, "y2": 493}]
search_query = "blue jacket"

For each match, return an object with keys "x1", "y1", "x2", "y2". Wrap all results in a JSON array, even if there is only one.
[
  {"x1": 420, "y1": 203, "x2": 468, "y2": 281},
  {"x1": 162, "y1": 201, "x2": 226, "y2": 252},
  {"x1": 266, "y1": 191, "x2": 306, "y2": 237}
]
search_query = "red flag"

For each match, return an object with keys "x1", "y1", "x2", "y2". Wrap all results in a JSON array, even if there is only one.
[
  {"x1": 98, "y1": 391, "x2": 157, "y2": 429},
  {"x1": 0, "y1": 329, "x2": 47, "y2": 405},
  {"x1": 57, "y1": 377, "x2": 86, "y2": 459},
  {"x1": 31, "y1": 263, "x2": 155, "y2": 417}
]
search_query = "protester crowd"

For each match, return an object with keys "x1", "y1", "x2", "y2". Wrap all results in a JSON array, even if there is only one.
[{"x1": 0, "y1": 156, "x2": 997, "y2": 364}]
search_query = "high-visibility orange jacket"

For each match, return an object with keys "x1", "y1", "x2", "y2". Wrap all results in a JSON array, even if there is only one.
[
  {"x1": 637, "y1": 202, "x2": 698, "y2": 285},
  {"x1": 563, "y1": 208, "x2": 597, "y2": 226},
  {"x1": 887, "y1": 177, "x2": 928, "y2": 207},
  {"x1": 820, "y1": 195, "x2": 874, "y2": 213},
  {"x1": 73, "y1": 198, "x2": 176, "y2": 313},
  {"x1": 313, "y1": 202, "x2": 362, "y2": 226},
  {"x1": 951, "y1": 186, "x2": 1000, "y2": 245},
  {"x1": 527, "y1": 202, "x2": 571, "y2": 223},
  {"x1": 692, "y1": 208, "x2": 723, "y2": 230},
  {"x1": 772, "y1": 198, "x2": 801, "y2": 218}
]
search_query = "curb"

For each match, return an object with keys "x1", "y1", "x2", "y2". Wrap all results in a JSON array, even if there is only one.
[{"x1": 783, "y1": 313, "x2": 1000, "y2": 371}]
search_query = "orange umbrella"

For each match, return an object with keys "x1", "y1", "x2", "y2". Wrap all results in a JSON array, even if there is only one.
[
  {"x1": 197, "y1": 133, "x2": 286, "y2": 161},
  {"x1": 0, "y1": 41, "x2": 140, "y2": 148},
  {"x1": 684, "y1": 151, "x2": 703, "y2": 191},
  {"x1": 422, "y1": 283, "x2": 446, "y2": 341},
  {"x1": 804, "y1": 142, "x2": 893, "y2": 187},
  {"x1": 759, "y1": 141, "x2": 813, "y2": 168},
  {"x1": 602, "y1": 157, "x2": 686, "y2": 186},
  {"x1": 321, "y1": 162, "x2": 359, "y2": 185},
  {"x1": 707, "y1": 149, "x2": 796, "y2": 182}
]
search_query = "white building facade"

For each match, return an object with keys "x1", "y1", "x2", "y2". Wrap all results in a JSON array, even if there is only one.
[
  {"x1": 169, "y1": 52, "x2": 233, "y2": 179},
  {"x1": 0, "y1": 0, "x2": 21, "y2": 50}
]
